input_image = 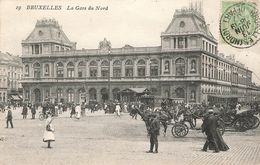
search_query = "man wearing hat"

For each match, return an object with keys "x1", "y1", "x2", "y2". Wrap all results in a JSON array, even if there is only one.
[
  {"x1": 201, "y1": 108, "x2": 220, "y2": 153},
  {"x1": 147, "y1": 113, "x2": 160, "y2": 153}
]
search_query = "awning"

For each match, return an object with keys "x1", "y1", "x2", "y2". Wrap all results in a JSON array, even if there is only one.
[
  {"x1": 10, "y1": 95, "x2": 22, "y2": 101},
  {"x1": 208, "y1": 94, "x2": 245, "y2": 99},
  {"x1": 120, "y1": 88, "x2": 150, "y2": 94}
]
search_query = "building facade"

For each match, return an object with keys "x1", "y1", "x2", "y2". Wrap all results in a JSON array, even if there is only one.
[
  {"x1": 21, "y1": 8, "x2": 260, "y2": 104},
  {"x1": 0, "y1": 52, "x2": 23, "y2": 103}
]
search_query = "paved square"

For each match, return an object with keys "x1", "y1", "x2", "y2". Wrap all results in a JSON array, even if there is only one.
[{"x1": 1, "y1": 110, "x2": 260, "y2": 165}]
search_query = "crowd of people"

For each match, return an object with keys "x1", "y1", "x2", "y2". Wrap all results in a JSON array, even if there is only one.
[{"x1": 1, "y1": 98, "x2": 259, "y2": 152}]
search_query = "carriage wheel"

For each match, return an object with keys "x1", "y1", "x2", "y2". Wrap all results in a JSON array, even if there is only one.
[
  {"x1": 39, "y1": 114, "x2": 44, "y2": 121},
  {"x1": 171, "y1": 123, "x2": 189, "y2": 137},
  {"x1": 249, "y1": 116, "x2": 260, "y2": 129},
  {"x1": 233, "y1": 118, "x2": 250, "y2": 132}
]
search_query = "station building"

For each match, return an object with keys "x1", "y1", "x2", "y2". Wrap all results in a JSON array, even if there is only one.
[{"x1": 21, "y1": 7, "x2": 260, "y2": 104}]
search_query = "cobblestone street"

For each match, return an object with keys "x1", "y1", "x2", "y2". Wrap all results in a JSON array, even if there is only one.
[{"x1": 1, "y1": 109, "x2": 260, "y2": 165}]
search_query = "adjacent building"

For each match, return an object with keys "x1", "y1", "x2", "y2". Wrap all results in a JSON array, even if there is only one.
[
  {"x1": 0, "y1": 52, "x2": 23, "y2": 103},
  {"x1": 20, "y1": 7, "x2": 260, "y2": 104}
]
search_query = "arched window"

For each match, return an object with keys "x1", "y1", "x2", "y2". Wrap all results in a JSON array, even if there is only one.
[
  {"x1": 125, "y1": 60, "x2": 133, "y2": 77},
  {"x1": 24, "y1": 65, "x2": 29, "y2": 77},
  {"x1": 101, "y1": 60, "x2": 109, "y2": 78},
  {"x1": 113, "y1": 60, "x2": 121, "y2": 77},
  {"x1": 150, "y1": 59, "x2": 159, "y2": 76},
  {"x1": 89, "y1": 61, "x2": 98, "y2": 78},
  {"x1": 176, "y1": 58, "x2": 185, "y2": 76},
  {"x1": 137, "y1": 59, "x2": 146, "y2": 77},
  {"x1": 190, "y1": 60, "x2": 196, "y2": 73},
  {"x1": 78, "y1": 61, "x2": 86, "y2": 78},
  {"x1": 164, "y1": 60, "x2": 170, "y2": 74},
  {"x1": 57, "y1": 88, "x2": 63, "y2": 101},
  {"x1": 56, "y1": 62, "x2": 64, "y2": 78},
  {"x1": 67, "y1": 89, "x2": 74, "y2": 103},
  {"x1": 34, "y1": 88, "x2": 41, "y2": 103},
  {"x1": 175, "y1": 88, "x2": 185, "y2": 98},
  {"x1": 44, "y1": 64, "x2": 50, "y2": 76},
  {"x1": 89, "y1": 88, "x2": 97, "y2": 101},
  {"x1": 33, "y1": 62, "x2": 41, "y2": 78},
  {"x1": 67, "y1": 62, "x2": 75, "y2": 78}
]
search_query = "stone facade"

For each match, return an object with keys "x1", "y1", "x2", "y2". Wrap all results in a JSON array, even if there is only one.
[
  {"x1": 21, "y1": 10, "x2": 260, "y2": 104},
  {"x1": 0, "y1": 52, "x2": 23, "y2": 103}
]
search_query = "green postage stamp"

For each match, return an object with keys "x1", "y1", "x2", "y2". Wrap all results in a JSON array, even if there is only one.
[{"x1": 220, "y1": 1, "x2": 260, "y2": 48}]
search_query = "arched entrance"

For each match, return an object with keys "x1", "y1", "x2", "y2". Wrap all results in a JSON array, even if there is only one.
[
  {"x1": 89, "y1": 88, "x2": 97, "y2": 101},
  {"x1": 112, "y1": 88, "x2": 120, "y2": 101},
  {"x1": 34, "y1": 88, "x2": 41, "y2": 103},
  {"x1": 101, "y1": 88, "x2": 109, "y2": 102}
]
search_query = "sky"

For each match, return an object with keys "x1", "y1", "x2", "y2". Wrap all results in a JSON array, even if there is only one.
[{"x1": 0, "y1": 0, "x2": 260, "y2": 84}]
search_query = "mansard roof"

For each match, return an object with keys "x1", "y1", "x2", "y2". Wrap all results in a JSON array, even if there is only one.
[
  {"x1": 22, "y1": 18, "x2": 74, "y2": 46},
  {"x1": 162, "y1": 8, "x2": 216, "y2": 42},
  {"x1": 0, "y1": 51, "x2": 22, "y2": 66}
]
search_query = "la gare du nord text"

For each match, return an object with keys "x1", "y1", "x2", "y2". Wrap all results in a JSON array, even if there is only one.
[{"x1": 26, "y1": 5, "x2": 108, "y2": 10}]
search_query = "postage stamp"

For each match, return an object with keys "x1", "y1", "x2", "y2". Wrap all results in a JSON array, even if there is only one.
[{"x1": 220, "y1": 1, "x2": 260, "y2": 48}]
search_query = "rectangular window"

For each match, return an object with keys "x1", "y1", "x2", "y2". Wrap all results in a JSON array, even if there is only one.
[
  {"x1": 78, "y1": 71, "x2": 83, "y2": 78},
  {"x1": 125, "y1": 68, "x2": 133, "y2": 77},
  {"x1": 35, "y1": 45, "x2": 40, "y2": 54},
  {"x1": 174, "y1": 38, "x2": 176, "y2": 49},
  {"x1": 185, "y1": 37, "x2": 188, "y2": 48},
  {"x1": 178, "y1": 37, "x2": 184, "y2": 48},
  {"x1": 150, "y1": 66, "x2": 158, "y2": 76},
  {"x1": 137, "y1": 68, "x2": 145, "y2": 77},
  {"x1": 101, "y1": 69, "x2": 109, "y2": 77},
  {"x1": 113, "y1": 68, "x2": 121, "y2": 77},
  {"x1": 90, "y1": 68, "x2": 97, "y2": 77},
  {"x1": 67, "y1": 70, "x2": 74, "y2": 78},
  {"x1": 57, "y1": 70, "x2": 64, "y2": 78}
]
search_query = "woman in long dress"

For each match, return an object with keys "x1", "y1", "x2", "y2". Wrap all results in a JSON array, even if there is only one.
[{"x1": 43, "y1": 113, "x2": 55, "y2": 148}]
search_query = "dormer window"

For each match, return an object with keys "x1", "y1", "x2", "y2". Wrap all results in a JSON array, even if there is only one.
[
  {"x1": 57, "y1": 31, "x2": 61, "y2": 38},
  {"x1": 180, "y1": 21, "x2": 185, "y2": 28},
  {"x1": 38, "y1": 30, "x2": 43, "y2": 36}
]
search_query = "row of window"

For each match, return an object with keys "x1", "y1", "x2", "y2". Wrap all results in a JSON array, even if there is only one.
[
  {"x1": 24, "y1": 58, "x2": 198, "y2": 78},
  {"x1": 202, "y1": 40, "x2": 217, "y2": 54}
]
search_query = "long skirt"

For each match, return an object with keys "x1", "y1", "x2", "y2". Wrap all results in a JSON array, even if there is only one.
[
  {"x1": 43, "y1": 130, "x2": 55, "y2": 142},
  {"x1": 216, "y1": 129, "x2": 229, "y2": 151}
]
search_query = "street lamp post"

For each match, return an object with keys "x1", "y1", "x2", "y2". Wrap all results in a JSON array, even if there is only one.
[{"x1": 108, "y1": 49, "x2": 111, "y2": 101}]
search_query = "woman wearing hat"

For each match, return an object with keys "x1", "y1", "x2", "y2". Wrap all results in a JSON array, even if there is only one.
[{"x1": 43, "y1": 113, "x2": 55, "y2": 148}]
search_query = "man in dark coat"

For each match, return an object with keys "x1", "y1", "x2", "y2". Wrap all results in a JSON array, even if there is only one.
[
  {"x1": 31, "y1": 104, "x2": 36, "y2": 119},
  {"x1": 6, "y1": 106, "x2": 13, "y2": 128},
  {"x1": 22, "y1": 104, "x2": 28, "y2": 119},
  {"x1": 147, "y1": 114, "x2": 160, "y2": 153},
  {"x1": 202, "y1": 109, "x2": 220, "y2": 153}
]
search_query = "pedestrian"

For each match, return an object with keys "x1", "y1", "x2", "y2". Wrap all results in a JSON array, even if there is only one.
[
  {"x1": 43, "y1": 112, "x2": 55, "y2": 148},
  {"x1": 6, "y1": 106, "x2": 13, "y2": 128},
  {"x1": 115, "y1": 101, "x2": 121, "y2": 117},
  {"x1": 201, "y1": 109, "x2": 220, "y2": 153},
  {"x1": 22, "y1": 104, "x2": 28, "y2": 119},
  {"x1": 31, "y1": 104, "x2": 36, "y2": 119},
  {"x1": 70, "y1": 103, "x2": 76, "y2": 118},
  {"x1": 147, "y1": 114, "x2": 160, "y2": 153},
  {"x1": 75, "y1": 103, "x2": 81, "y2": 119}
]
